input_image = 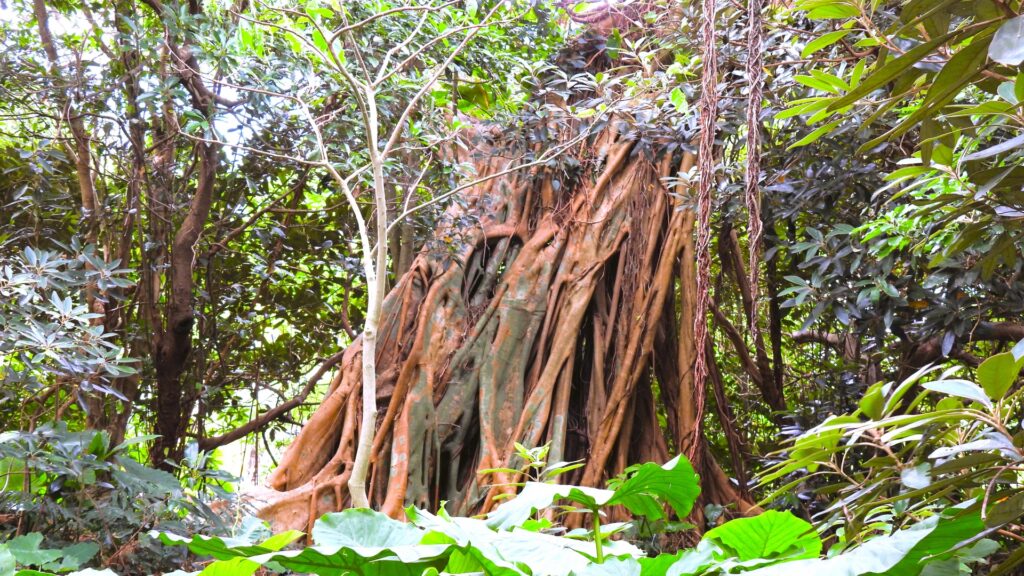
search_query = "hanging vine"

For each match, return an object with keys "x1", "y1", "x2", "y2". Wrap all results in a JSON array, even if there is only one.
[
  {"x1": 690, "y1": 0, "x2": 720, "y2": 458},
  {"x1": 745, "y1": 0, "x2": 766, "y2": 337}
]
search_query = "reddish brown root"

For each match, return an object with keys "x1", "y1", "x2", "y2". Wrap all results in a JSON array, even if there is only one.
[{"x1": 258, "y1": 126, "x2": 757, "y2": 533}]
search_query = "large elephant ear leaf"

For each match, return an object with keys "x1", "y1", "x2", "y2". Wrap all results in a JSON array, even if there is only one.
[
  {"x1": 485, "y1": 482, "x2": 614, "y2": 530},
  {"x1": 313, "y1": 508, "x2": 424, "y2": 548},
  {"x1": 606, "y1": 455, "x2": 701, "y2": 521},
  {"x1": 704, "y1": 510, "x2": 821, "y2": 561}
]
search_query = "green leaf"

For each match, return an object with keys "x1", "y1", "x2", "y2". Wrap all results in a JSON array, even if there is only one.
[
  {"x1": 858, "y1": 27, "x2": 997, "y2": 152},
  {"x1": 240, "y1": 510, "x2": 454, "y2": 576},
  {"x1": 922, "y1": 379, "x2": 993, "y2": 409},
  {"x1": 412, "y1": 507, "x2": 633, "y2": 575},
  {"x1": 859, "y1": 382, "x2": 885, "y2": 419},
  {"x1": 54, "y1": 543, "x2": 99, "y2": 572},
  {"x1": 0, "y1": 458, "x2": 26, "y2": 491},
  {"x1": 665, "y1": 540, "x2": 719, "y2": 576},
  {"x1": 929, "y1": 437, "x2": 1010, "y2": 459},
  {"x1": 258, "y1": 531, "x2": 304, "y2": 552},
  {"x1": 485, "y1": 482, "x2": 614, "y2": 529},
  {"x1": 198, "y1": 557, "x2": 260, "y2": 576},
  {"x1": 5, "y1": 535, "x2": 61, "y2": 568},
  {"x1": 787, "y1": 118, "x2": 843, "y2": 150},
  {"x1": 669, "y1": 87, "x2": 687, "y2": 113},
  {"x1": 997, "y1": 81, "x2": 1019, "y2": 104},
  {"x1": 985, "y1": 491, "x2": 1024, "y2": 527},
  {"x1": 742, "y1": 510, "x2": 985, "y2": 575},
  {"x1": 637, "y1": 549, "x2": 690, "y2": 576},
  {"x1": 114, "y1": 456, "x2": 181, "y2": 492},
  {"x1": 883, "y1": 364, "x2": 943, "y2": 415},
  {"x1": 488, "y1": 456, "x2": 699, "y2": 528},
  {"x1": 1, "y1": 546, "x2": 14, "y2": 576},
  {"x1": 605, "y1": 455, "x2": 700, "y2": 521},
  {"x1": 977, "y1": 352, "x2": 1023, "y2": 401},
  {"x1": 794, "y1": 75, "x2": 841, "y2": 94},
  {"x1": 801, "y1": 30, "x2": 851, "y2": 58},
  {"x1": 807, "y1": 4, "x2": 859, "y2": 19},
  {"x1": 990, "y1": 16, "x2": 1024, "y2": 65},
  {"x1": 151, "y1": 529, "x2": 301, "y2": 562},
  {"x1": 574, "y1": 557, "x2": 640, "y2": 576},
  {"x1": 313, "y1": 509, "x2": 422, "y2": 548},
  {"x1": 705, "y1": 511, "x2": 821, "y2": 561},
  {"x1": 826, "y1": 30, "x2": 959, "y2": 112},
  {"x1": 261, "y1": 545, "x2": 447, "y2": 576},
  {"x1": 900, "y1": 463, "x2": 932, "y2": 490}
]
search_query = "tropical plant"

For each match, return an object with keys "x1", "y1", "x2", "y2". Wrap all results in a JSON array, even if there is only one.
[
  {"x1": 761, "y1": 343, "x2": 1024, "y2": 572},
  {"x1": 0, "y1": 531, "x2": 119, "y2": 576},
  {"x1": 150, "y1": 454, "x2": 999, "y2": 576},
  {"x1": 0, "y1": 424, "x2": 235, "y2": 574},
  {"x1": 0, "y1": 243, "x2": 136, "y2": 434}
]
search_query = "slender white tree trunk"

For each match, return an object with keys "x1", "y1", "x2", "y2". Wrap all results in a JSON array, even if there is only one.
[{"x1": 348, "y1": 89, "x2": 389, "y2": 508}]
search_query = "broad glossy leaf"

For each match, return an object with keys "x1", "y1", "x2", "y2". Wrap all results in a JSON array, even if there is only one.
[
  {"x1": 313, "y1": 509, "x2": 422, "y2": 549},
  {"x1": 665, "y1": 540, "x2": 718, "y2": 576},
  {"x1": 605, "y1": 455, "x2": 700, "y2": 520},
  {"x1": 53, "y1": 543, "x2": 98, "y2": 572},
  {"x1": 186, "y1": 510, "x2": 455, "y2": 576},
  {"x1": 197, "y1": 557, "x2": 260, "y2": 576},
  {"x1": 962, "y1": 134, "x2": 1024, "y2": 162},
  {"x1": 1, "y1": 546, "x2": 14, "y2": 576},
  {"x1": 742, "y1": 511, "x2": 985, "y2": 575},
  {"x1": 5, "y1": 534, "x2": 61, "y2": 567},
  {"x1": 487, "y1": 456, "x2": 699, "y2": 529},
  {"x1": 976, "y1": 352, "x2": 1023, "y2": 400},
  {"x1": 573, "y1": 557, "x2": 639, "y2": 576},
  {"x1": 411, "y1": 507, "x2": 632, "y2": 575},
  {"x1": 859, "y1": 382, "x2": 885, "y2": 419},
  {"x1": 249, "y1": 545, "x2": 449, "y2": 576},
  {"x1": 704, "y1": 511, "x2": 821, "y2": 561},
  {"x1": 114, "y1": 456, "x2": 182, "y2": 492},
  {"x1": 151, "y1": 528, "x2": 303, "y2": 561},
  {"x1": 929, "y1": 437, "x2": 1012, "y2": 459},
  {"x1": 922, "y1": 379, "x2": 992, "y2": 409},
  {"x1": 637, "y1": 550, "x2": 689, "y2": 576},
  {"x1": 990, "y1": 16, "x2": 1024, "y2": 65},
  {"x1": 930, "y1": 451, "x2": 1001, "y2": 474},
  {"x1": 883, "y1": 364, "x2": 943, "y2": 415},
  {"x1": 485, "y1": 482, "x2": 613, "y2": 530}
]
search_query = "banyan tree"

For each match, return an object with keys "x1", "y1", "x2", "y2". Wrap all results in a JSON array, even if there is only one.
[{"x1": 257, "y1": 12, "x2": 766, "y2": 533}]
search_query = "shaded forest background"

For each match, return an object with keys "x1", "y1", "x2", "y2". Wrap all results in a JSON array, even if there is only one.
[{"x1": 2, "y1": 0, "x2": 1024, "y2": 574}]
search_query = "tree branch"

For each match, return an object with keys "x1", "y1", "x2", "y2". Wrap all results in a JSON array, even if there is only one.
[{"x1": 198, "y1": 349, "x2": 347, "y2": 451}]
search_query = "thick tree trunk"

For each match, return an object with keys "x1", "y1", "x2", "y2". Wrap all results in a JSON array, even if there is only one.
[
  {"x1": 256, "y1": 121, "x2": 757, "y2": 531},
  {"x1": 152, "y1": 140, "x2": 219, "y2": 469}
]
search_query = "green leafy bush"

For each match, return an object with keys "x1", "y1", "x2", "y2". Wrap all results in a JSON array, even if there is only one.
[
  {"x1": 150, "y1": 452, "x2": 999, "y2": 575},
  {"x1": 762, "y1": 344, "x2": 1024, "y2": 572},
  {"x1": 0, "y1": 531, "x2": 115, "y2": 576},
  {"x1": 0, "y1": 424, "x2": 234, "y2": 574}
]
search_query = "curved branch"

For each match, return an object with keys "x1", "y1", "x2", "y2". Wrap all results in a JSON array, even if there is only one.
[{"x1": 198, "y1": 349, "x2": 347, "y2": 451}]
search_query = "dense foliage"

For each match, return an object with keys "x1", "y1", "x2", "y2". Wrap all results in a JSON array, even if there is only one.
[{"x1": 2, "y1": 0, "x2": 1023, "y2": 574}]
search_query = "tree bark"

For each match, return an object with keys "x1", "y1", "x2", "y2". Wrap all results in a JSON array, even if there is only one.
[{"x1": 255, "y1": 123, "x2": 757, "y2": 532}]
